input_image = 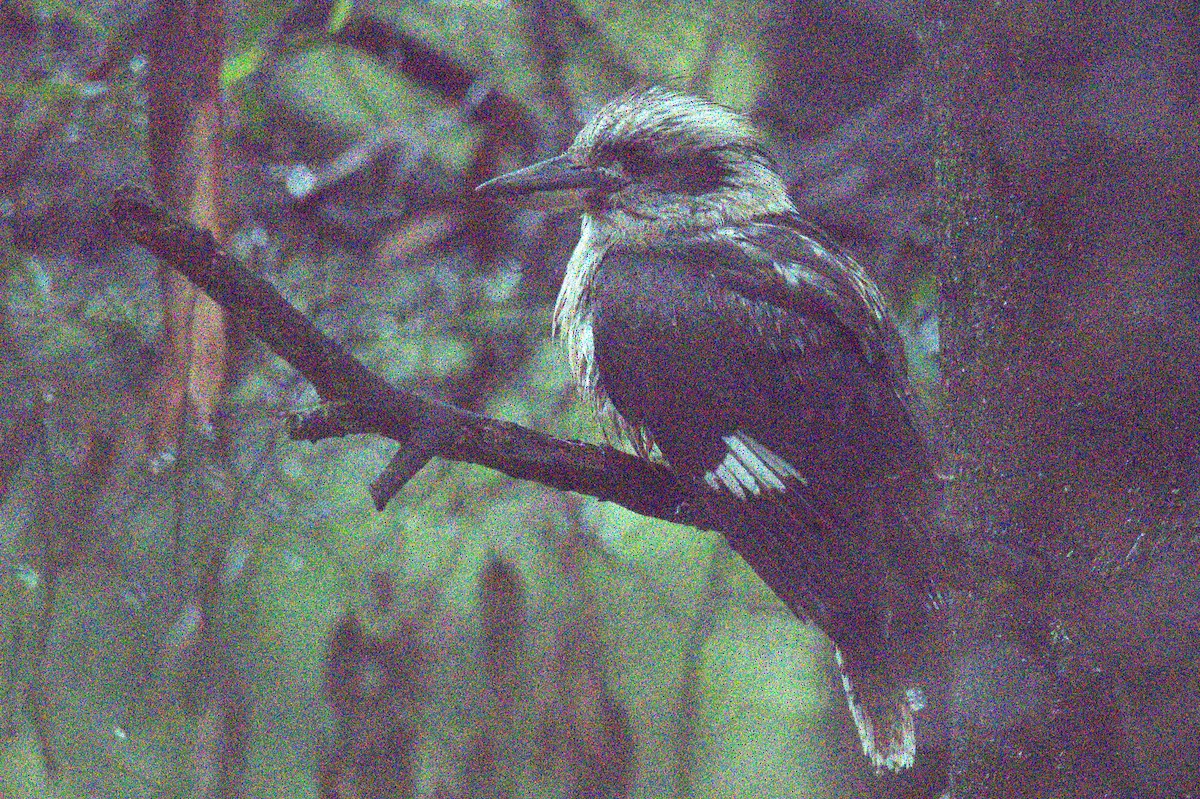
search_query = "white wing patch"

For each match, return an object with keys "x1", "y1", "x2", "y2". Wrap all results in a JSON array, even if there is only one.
[{"x1": 703, "y1": 432, "x2": 804, "y2": 500}]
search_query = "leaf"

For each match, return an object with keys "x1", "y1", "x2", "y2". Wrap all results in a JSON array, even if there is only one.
[
  {"x1": 221, "y1": 46, "x2": 265, "y2": 89},
  {"x1": 327, "y1": 0, "x2": 353, "y2": 34},
  {"x1": 0, "y1": 79, "x2": 80, "y2": 102},
  {"x1": 273, "y1": 43, "x2": 480, "y2": 170}
]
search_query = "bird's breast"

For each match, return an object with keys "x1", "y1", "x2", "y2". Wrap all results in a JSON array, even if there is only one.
[{"x1": 554, "y1": 215, "x2": 613, "y2": 403}]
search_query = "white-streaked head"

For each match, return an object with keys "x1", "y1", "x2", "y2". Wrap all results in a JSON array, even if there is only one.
[{"x1": 477, "y1": 87, "x2": 795, "y2": 244}]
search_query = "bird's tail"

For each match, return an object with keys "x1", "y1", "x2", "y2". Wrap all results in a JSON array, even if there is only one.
[{"x1": 835, "y1": 646, "x2": 924, "y2": 773}]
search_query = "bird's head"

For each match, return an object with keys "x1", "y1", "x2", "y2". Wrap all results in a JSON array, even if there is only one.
[{"x1": 477, "y1": 87, "x2": 794, "y2": 245}]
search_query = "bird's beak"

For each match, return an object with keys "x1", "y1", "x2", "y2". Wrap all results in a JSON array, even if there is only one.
[{"x1": 475, "y1": 154, "x2": 620, "y2": 211}]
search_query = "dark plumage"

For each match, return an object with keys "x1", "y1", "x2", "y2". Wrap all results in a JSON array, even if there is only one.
[{"x1": 477, "y1": 87, "x2": 942, "y2": 772}]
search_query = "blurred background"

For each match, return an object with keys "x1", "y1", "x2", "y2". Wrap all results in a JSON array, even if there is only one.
[{"x1": 0, "y1": 0, "x2": 1197, "y2": 797}]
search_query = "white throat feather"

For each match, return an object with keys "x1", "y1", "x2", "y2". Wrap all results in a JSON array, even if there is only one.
[{"x1": 553, "y1": 214, "x2": 653, "y2": 457}]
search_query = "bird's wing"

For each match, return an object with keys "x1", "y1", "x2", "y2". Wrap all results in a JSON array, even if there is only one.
[
  {"x1": 712, "y1": 218, "x2": 893, "y2": 358},
  {"x1": 708, "y1": 219, "x2": 941, "y2": 466},
  {"x1": 591, "y1": 231, "x2": 938, "y2": 770}
]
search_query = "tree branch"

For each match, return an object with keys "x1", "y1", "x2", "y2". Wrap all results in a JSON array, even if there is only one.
[{"x1": 110, "y1": 185, "x2": 702, "y2": 523}]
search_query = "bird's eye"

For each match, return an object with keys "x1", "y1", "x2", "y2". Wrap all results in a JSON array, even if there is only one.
[
  {"x1": 672, "y1": 154, "x2": 727, "y2": 194},
  {"x1": 619, "y1": 148, "x2": 658, "y2": 178},
  {"x1": 603, "y1": 143, "x2": 730, "y2": 195}
]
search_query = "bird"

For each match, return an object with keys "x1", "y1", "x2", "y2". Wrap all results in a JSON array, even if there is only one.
[{"x1": 476, "y1": 86, "x2": 944, "y2": 774}]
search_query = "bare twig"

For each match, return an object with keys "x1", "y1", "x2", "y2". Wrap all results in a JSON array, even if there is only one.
[{"x1": 109, "y1": 186, "x2": 705, "y2": 526}]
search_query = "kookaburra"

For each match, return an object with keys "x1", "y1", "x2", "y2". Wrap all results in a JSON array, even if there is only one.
[{"x1": 477, "y1": 87, "x2": 942, "y2": 773}]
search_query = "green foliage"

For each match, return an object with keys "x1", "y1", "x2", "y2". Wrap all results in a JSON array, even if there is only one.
[
  {"x1": 273, "y1": 43, "x2": 480, "y2": 169},
  {"x1": 221, "y1": 46, "x2": 267, "y2": 89},
  {"x1": 326, "y1": 0, "x2": 354, "y2": 34},
  {"x1": 24, "y1": 0, "x2": 104, "y2": 36},
  {"x1": 358, "y1": 318, "x2": 475, "y2": 385},
  {"x1": 572, "y1": 0, "x2": 767, "y2": 108},
  {"x1": 0, "y1": 79, "x2": 83, "y2": 103},
  {"x1": 695, "y1": 608, "x2": 837, "y2": 798},
  {"x1": 233, "y1": 0, "x2": 300, "y2": 51},
  {"x1": 240, "y1": 538, "x2": 341, "y2": 797},
  {"x1": 582, "y1": 544, "x2": 691, "y2": 795},
  {"x1": 38, "y1": 571, "x2": 185, "y2": 797},
  {"x1": 389, "y1": 0, "x2": 549, "y2": 117},
  {"x1": 595, "y1": 504, "x2": 719, "y2": 620}
]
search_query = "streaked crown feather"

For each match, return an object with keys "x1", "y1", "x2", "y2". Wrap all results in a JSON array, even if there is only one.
[{"x1": 570, "y1": 87, "x2": 762, "y2": 164}]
